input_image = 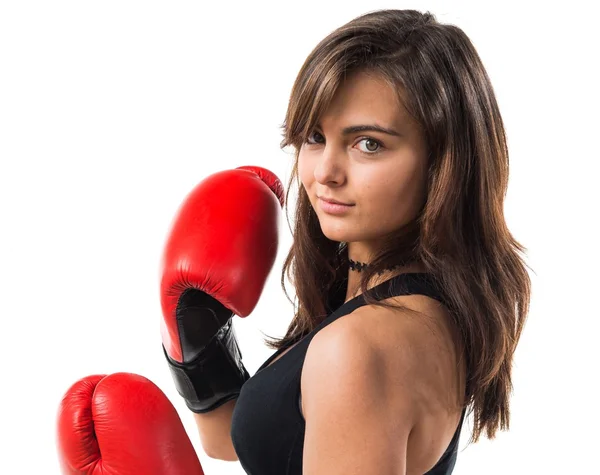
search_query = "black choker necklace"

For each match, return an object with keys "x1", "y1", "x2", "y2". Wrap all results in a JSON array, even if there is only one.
[{"x1": 348, "y1": 257, "x2": 415, "y2": 273}]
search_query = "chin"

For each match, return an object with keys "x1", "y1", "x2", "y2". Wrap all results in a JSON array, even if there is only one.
[{"x1": 318, "y1": 220, "x2": 362, "y2": 243}]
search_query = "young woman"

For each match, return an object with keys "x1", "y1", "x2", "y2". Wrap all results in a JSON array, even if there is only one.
[
  {"x1": 184, "y1": 8, "x2": 531, "y2": 475},
  {"x1": 54, "y1": 8, "x2": 530, "y2": 475}
]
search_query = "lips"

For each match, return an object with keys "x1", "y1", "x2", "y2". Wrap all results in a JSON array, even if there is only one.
[
  {"x1": 318, "y1": 197, "x2": 354, "y2": 215},
  {"x1": 317, "y1": 196, "x2": 354, "y2": 206}
]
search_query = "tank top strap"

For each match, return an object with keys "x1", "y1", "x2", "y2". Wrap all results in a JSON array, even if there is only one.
[{"x1": 314, "y1": 272, "x2": 446, "y2": 334}]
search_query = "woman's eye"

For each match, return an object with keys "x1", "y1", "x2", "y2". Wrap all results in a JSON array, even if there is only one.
[
  {"x1": 356, "y1": 138, "x2": 382, "y2": 154},
  {"x1": 305, "y1": 131, "x2": 324, "y2": 144}
]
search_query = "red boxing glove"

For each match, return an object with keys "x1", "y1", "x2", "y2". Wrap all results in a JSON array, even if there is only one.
[
  {"x1": 56, "y1": 373, "x2": 205, "y2": 475},
  {"x1": 160, "y1": 165, "x2": 284, "y2": 413}
]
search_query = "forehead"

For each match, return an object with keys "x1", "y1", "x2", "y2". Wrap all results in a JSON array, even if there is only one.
[{"x1": 318, "y1": 71, "x2": 408, "y2": 129}]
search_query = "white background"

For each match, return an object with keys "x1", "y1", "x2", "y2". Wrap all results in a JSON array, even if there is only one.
[{"x1": 1, "y1": 1, "x2": 598, "y2": 473}]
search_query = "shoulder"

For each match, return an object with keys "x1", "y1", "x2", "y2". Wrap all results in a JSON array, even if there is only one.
[
  {"x1": 299, "y1": 307, "x2": 416, "y2": 473},
  {"x1": 300, "y1": 299, "x2": 466, "y2": 472},
  {"x1": 301, "y1": 302, "x2": 428, "y2": 418},
  {"x1": 302, "y1": 295, "x2": 464, "y2": 420}
]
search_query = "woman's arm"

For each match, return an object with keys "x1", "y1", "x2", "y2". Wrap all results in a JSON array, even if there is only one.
[{"x1": 193, "y1": 398, "x2": 239, "y2": 461}]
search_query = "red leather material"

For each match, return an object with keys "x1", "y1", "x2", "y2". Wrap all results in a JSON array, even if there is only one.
[
  {"x1": 56, "y1": 373, "x2": 204, "y2": 475},
  {"x1": 159, "y1": 166, "x2": 284, "y2": 362}
]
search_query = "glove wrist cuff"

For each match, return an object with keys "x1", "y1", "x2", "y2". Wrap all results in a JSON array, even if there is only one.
[{"x1": 164, "y1": 320, "x2": 250, "y2": 413}]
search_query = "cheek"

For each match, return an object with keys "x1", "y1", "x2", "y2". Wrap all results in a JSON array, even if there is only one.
[
  {"x1": 357, "y1": 171, "x2": 418, "y2": 222},
  {"x1": 297, "y1": 152, "x2": 310, "y2": 184},
  {"x1": 298, "y1": 152, "x2": 318, "y2": 189},
  {"x1": 358, "y1": 172, "x2": 400, "y2": 207},
  {"x1": 297, "y1": 155, "x2": 314, "y2": 205}
]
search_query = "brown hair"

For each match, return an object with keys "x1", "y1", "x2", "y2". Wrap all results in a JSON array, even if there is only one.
[{"x1": 262, "y1": 9, "x2": 532, "y2": 445}]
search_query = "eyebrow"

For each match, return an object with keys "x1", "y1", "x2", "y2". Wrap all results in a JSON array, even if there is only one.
[{"x1": 316, "y1": 123, "x2": 401, "y2": 137}]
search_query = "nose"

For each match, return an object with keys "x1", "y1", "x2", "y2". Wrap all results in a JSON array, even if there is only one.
[{"x1": 313, "y1": 145, "x2": 346, "y2": 186}]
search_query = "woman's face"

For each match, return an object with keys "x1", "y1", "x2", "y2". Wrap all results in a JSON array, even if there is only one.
[{"x1": 298, "y1": 71, "x2": 429, "y2": 258}]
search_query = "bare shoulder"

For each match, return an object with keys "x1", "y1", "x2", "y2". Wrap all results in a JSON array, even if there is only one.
[
  {"x1": 300, "y1": 310, "x2": 416, "y2": 473},
  {"x1": 320, "y1": 295, "x2": 465, "y2": 409},
  {"x1": 302, "y1": 295, "x2": 466, "y2": 473}
]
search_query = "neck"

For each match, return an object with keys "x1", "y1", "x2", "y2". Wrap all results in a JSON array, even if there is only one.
[{"x1": 344, "y1": 259, "x2": 425, "y2": 303}]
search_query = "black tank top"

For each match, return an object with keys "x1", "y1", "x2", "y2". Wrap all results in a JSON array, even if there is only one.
[{"x1": 231, "y1": 272, "x2": 466, "y2": 475}]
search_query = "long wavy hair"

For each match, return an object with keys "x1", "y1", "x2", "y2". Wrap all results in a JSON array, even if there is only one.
[{"x1": 262, "y1": 9, "x2": 532, "y2": 445}]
